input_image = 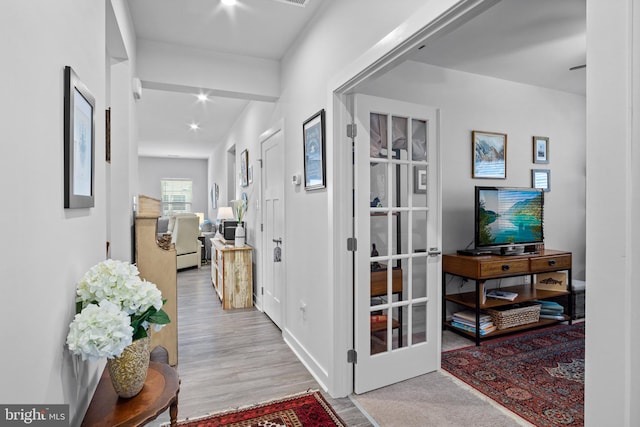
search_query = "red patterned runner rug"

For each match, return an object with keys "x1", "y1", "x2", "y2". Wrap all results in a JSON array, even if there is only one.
[
  {"x1": 442, "y1": 322, "x2": 585, "y2": 427},
  {"x1": 176, "y1": 390, "x2": 346, "y2": 427}
]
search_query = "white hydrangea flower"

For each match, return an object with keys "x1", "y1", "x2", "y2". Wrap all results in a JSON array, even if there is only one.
[
  {"x1": 76, "y1": 260, "x2": 163, "y2": 316},
  {"x1": 66, "y1": 301, "x2": 133, "y2": 361},
  {"x1": 70, "y1": 259, "x2": 170, "y2": 351},
  {"x1": 76, "y1": 259, "x2": 140, "y2": 308}
]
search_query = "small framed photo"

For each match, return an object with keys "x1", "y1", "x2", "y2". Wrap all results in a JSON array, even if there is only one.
[
  {"x1": 532, "y1": 169, "x2": 551, "y2": 192},
  {"x1": 472, "y1": 130, "x2": 507, "y2": 179},
  {"x1": 211, "y1": 183, "x2": 219, "y2": 209},
  {"x1": 64, "y1": 66, "x2": 96, "y2": 208},
  {"x1": 533, "y1": 136, "x2": 549, "y2": 164},
  {"x1": 303, "y1": 109, "x2": 326, "y2": 190},
  {"x1": 414, "y1": 166, "x2": 427, "y2": 194},
  {"x1": 240, "y1": 149, "x2": 249, "y2": 187}
]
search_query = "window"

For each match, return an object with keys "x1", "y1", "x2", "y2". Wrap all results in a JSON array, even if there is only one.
[{"x1": 161, "y1": 179, "x2": 193, "y2": 216}]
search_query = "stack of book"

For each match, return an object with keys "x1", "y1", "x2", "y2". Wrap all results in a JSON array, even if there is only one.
[
  {"x1": 486, "y1": 289, "x2": 518, "y2": 301},
  {"x1": 451, "y1": 310, "x2": 497, "y2": 336},
  {"x1": 533, "y1": 300, "x2": 565, "y2": 320}
]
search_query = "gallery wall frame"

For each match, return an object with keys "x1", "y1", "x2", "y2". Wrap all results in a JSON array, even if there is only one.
[
  {"x1": 64, "y1": 65, "x2": 96, "y2": 208},
  {"x1": 240, "y1": 149, "x2": 249, "y2": 187},
  {"x1": 532, "y1": 169, "x2": 551, "y2": 192},
  {"x1": 303, "y1": 109, "x2": 326, "y2": 190},
  {"x1": 211, "y1": 183, "x2": 219, "y2": 209},
  {"x1": 472, "y1": 130, "x2": 507, "y2": 179},
  {"x1": 533, "y1": 136, "x2": 549, "y2": 164}
]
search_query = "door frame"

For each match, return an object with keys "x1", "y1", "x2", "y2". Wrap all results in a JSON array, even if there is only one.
[
  {"x1": 327, "y1": 0, "x2": 500, "y2": 397},
  {"x1": 258, "y1": 119, "x2": 286, "y2": 322}
]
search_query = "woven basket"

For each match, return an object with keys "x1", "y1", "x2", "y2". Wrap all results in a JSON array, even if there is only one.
[{"x1": 486, "y1": 302, "x2": 541, "y2": 330}]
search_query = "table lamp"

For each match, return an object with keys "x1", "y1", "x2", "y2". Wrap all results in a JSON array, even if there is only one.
[{"x1": 217, "y1": 206, "x2": 234, "y2": 223}]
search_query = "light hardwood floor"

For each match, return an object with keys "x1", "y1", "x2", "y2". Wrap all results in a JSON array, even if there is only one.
[{"x1": 150, "y1": 265, "x2": 373, "y2": 426}]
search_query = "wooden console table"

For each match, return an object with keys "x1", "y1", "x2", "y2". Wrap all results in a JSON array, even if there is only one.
[
  {"x1": 81, "y1": 362, "x2": 180, "y2": 427},
  {"x1": 442, "y1": 249, "x2": 573, "y2": 345},
  {"x1": 211, "y1": 239, "x2": 253, "y2": 309}
]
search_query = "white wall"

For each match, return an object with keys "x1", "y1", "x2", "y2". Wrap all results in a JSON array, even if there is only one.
[
  {"x1": 138, "y1": 157, "x2": 209, "y2": 217},
  {"x1": 207, "y1": 101, "x2": 277, "y2": 306},
  {"x1": 585, "y1": 0, "x2": 640, "y2": 425},
  {"x1": 0, "y1": 1, "x2": 107, "y2": 424},
  {"x1": 358, "y1": 61, "x2": 587, "y2": 280}
]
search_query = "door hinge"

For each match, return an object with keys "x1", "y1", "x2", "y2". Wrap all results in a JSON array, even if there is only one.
[
  {"x1": 260, "y1": 223, "x2": 263, "y2": 232},
  {"x1": 261, "y1": 286, "x2": 264, "y2": 295},
  {"x1": 347, "y1": 123, "x2": 357, "y2": 138},
  {"x1": 347, "y1": 237, "x2": 357, "y2": 252},
  {"x1": 347, "y1": 349, "x2": 357, "y2": 364}
]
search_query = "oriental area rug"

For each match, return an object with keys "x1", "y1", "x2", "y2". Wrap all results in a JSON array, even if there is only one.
[
  {"x1": 442, "y1": 323, "x2": 585, "y2": 427},
  {"x1": 175, "y1": 391, "x2": 345, "y2": 427}
]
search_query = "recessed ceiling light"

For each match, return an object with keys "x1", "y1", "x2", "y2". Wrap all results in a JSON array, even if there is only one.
[
  {"x1": 196, "y1": 93, "x2": 209, "y2": 102},
  {"x1": 221, "y1": 0, "x2": 237, "y2": 5},
  {"x1": 189, "y1": 122, "x2": 200, "y2": 131}
]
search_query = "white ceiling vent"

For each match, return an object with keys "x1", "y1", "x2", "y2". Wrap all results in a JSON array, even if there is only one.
[{"x1": 271, "y1": 0, "x2": 308, "y2": 7}]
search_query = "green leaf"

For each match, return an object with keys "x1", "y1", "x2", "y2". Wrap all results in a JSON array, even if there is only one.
[
  {"x1": 132, "y1": 328, "x2": 148, "y2": 341},
  {"x1": 148, "y1": 309, "x2": 170, "y2": 325}
]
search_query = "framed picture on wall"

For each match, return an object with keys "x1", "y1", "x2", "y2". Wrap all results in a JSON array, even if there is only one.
[
  {"x1": 303, "y1": 109, "x2": 326, "y2": 190},
  {"x1": 211, "y1": 183, "x2": 219, "y2": 209},
  {"x1": 533, "y1": 136, "x2": 549, "y2": 164},
  {"x1": 64, "y1": 65, "x2": 96, "y2": 208},
  {"x1": 240, "y1": 149, "x2": 249, "y2": 187},
  {"x1": 532, "y1": 169, "x2": 551, "y2": 192},
  {"x1": 472, "y1": 130, "x2": 507, "y2": 179}
]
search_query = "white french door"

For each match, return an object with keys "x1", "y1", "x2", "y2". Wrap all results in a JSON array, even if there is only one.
[
  {"x1": 261, "y1": 127, "x2": 285, "y2": 329},
  {"x1": 353, "y1": 94, "x2": 441, "y2": 393}
]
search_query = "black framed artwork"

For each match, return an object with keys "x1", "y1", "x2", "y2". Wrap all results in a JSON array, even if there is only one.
[
  {"x1": 240, "y1": 149, "x2": 249, "y2": 187},
  {"x1": 64, "y1": 66, "x2": 96, "y2": 208},
  {"x1": 303, "y1": 109, "x2": 326, "y2": 190}
]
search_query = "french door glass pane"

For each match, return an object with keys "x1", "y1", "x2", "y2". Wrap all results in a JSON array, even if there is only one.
[
  {"x1": 370, "y1": 113, "x2": 388, "y2": 158},
  {"x1": 412, "y1": 303, "x2": 427, "y2": 344},
  {"x1": 411, "y1": 256, "x2": 428, "y2": 299},
  {"x1": 370, "y1": 162, "x2": 388, "y2": 208},
  {"x1": 411, "y1": 210, "x2": 428, "y2": 254},
  {"x1": 412, "y1": 119, "x2": 427, "y2": 161}
]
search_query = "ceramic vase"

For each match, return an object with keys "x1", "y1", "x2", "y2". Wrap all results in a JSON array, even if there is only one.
[
  {"x1": 107, "y1": 336, "x2": 150, "y2": 398},
  {"x1": 235, "y1": 223, "x2": 245, "y2": 247}
]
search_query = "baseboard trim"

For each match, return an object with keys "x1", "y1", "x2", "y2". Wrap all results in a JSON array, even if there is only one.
[{"x1": 282, "y1": 328, "x2": 330, "y2": 392}]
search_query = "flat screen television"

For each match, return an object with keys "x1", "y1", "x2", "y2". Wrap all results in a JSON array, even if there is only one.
[{"x1": 475, "y1": 186, "x2": 544, "y2": 254}]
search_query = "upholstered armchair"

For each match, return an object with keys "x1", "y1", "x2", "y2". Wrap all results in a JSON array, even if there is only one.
[{"x1": 170, "y1": 214, "x2": 201, "y2": 270}]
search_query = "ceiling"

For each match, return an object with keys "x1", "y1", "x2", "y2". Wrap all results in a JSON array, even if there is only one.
[{"x1": 128, "y1": 0, "x2": 585, "y2": 159}]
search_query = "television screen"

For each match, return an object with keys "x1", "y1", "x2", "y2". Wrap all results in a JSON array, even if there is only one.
[{"x1": 475, "y1": 186, "x2": 544, "y2": 248}]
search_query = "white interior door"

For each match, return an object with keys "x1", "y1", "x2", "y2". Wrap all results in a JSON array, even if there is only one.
[
  {"x1": 354, "y1": 94, "x2": 441, "y2": 393},
  {"x1": 261, "y1": 128, "x2": 285, "y2": 329}
]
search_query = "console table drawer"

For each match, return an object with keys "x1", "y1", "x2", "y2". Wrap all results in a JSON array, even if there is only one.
[
  {"x1": 530, "y1": 255, "x2": 572, "y2": 272},
  {"x1": 480, "y1": 260, "x2": 529, "y2": 277}
]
